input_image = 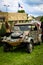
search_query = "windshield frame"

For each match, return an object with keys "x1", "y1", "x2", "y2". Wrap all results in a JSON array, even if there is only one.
[{"x1": 13, "y1": 25, "x2": 36, "y2": 31}]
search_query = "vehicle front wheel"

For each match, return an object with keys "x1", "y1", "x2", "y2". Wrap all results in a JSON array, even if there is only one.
[{"x1": 27, "y1": 40, "x2": 34, "y2": 53}]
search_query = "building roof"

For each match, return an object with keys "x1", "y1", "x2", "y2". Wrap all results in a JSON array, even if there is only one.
[{"x1": 0, "y1": 12, "x2": 27, "y2": 21}]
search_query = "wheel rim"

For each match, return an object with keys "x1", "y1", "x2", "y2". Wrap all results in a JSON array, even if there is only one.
[{"x1": 29, "y1": 43, "x2": 32, "y2": 53}]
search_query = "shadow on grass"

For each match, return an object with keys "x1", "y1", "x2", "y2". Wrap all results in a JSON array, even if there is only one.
[
  {"x1": 0, "y1": 42, "x2": 42, "y2": 53},
  {"x1": 0, "y1": 42, "x2": 27, "y2": 53},
  {"x1": 10, "y1": 46, "x2": 27, "y2": 53}
]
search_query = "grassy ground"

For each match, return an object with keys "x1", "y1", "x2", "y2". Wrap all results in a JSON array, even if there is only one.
[{"x1": 0, "y1": 43, "x2": 43, "y2": 65}]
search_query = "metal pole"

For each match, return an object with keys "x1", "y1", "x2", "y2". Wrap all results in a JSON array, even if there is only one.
[
  {"x1": 4, "y1": 5, "x2": 9, "y2": 12},
  {"x1": 4, "y1": 5, "x2": 9, "y2": 22}
]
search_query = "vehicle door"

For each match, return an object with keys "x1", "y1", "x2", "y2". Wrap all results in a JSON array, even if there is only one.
[{"x1": 29, "y1": 25, "x2": 39, "y2": 43}]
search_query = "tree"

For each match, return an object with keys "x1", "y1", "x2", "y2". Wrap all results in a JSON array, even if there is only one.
[
  {"x1": 40, "y1": 16, "x2": 43, "y2": 22},
  {"x1": 18, "y1": 10, "x2": 25, "y2": 13},
  {"x1": 0, "y1": 23, "x2": 6, "y2": 36}
]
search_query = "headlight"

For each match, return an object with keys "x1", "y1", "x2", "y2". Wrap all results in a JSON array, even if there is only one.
[
  {"x1": 25, "y1": 36, "x2": 28, "y2": 40},
  {"x1": 20, "y1": 35, "x2": 23, "y2": 38}
]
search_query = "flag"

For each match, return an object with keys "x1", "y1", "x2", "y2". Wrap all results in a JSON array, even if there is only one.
[{"x1": 18, "y1": 3, "x2": 23, "y2": 8}]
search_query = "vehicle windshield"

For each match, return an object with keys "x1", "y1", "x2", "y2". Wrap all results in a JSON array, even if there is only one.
[{"x1": 13, "y1": 25, "x2": 35, "y2": 31}]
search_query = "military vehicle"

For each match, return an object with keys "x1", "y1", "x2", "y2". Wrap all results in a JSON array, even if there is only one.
[{"x1": 2, "y1": 23, "x2": 41, "y2": 53}]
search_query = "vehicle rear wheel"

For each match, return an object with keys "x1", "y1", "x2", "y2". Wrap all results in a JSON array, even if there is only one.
[{"x1": 38, "y1": 42, "x2": 40, "y2": 45}]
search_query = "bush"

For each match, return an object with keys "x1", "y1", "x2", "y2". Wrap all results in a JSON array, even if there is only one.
[
  {"x1": 40, "y1": 16, "x2": 43, "y2": 22},
  {"x1": 18, "y1": 10, "x2": 25, "y2": 13},
  {"x1": 0, "y1": 23, "x2": 6, "y2": 36}
]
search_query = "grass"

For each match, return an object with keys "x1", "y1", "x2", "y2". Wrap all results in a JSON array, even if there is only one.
[{"x1": 0, "y1": 43, "x2": 43, "y2": 65}]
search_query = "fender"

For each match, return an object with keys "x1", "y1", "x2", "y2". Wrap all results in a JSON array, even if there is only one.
[
  {"x1": 27, "y1": 37, "x2": 34, "y2": 43},
  {"x1": 39, "y1": 34, "x2": 42, "y2": 42}
]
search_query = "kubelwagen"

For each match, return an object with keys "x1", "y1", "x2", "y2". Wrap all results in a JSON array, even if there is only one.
[{"x1": 2, "y1": 23, "x2": 41, "y2": 53}]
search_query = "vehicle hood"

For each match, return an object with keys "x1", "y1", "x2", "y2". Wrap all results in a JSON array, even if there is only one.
[{"x1": 11, "y1": 31, "x2": 23, "y2": 38}]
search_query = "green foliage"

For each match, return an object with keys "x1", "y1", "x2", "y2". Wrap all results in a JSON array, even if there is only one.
[
  {"x1": 40, "y1": 16, "x2": 43, "y2": 22},
  {"x1": 0, "y1": 23, "x2": 6, "y2": 36},
  {"x1": 18, "y1": 10, "x2": 25, "y2": 13}
]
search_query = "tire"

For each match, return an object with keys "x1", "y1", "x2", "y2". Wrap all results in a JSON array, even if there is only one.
[
  {"x1": 41, "y1": 35, "x2": 43, "y2": 42},
  {"x1": 27, "y1": 40, "x2": 34, "y2": 53},
  {"x1": 3, "y1": 43, "x2": 10, "y2": 52},
  {"x1": 38, "y1": 42, "x2": 41, "y2": 45}
]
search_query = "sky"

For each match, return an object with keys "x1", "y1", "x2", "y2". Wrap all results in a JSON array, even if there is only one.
[{"x1": 0, "y1": 0, "x2": 43, "y2": 17}]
